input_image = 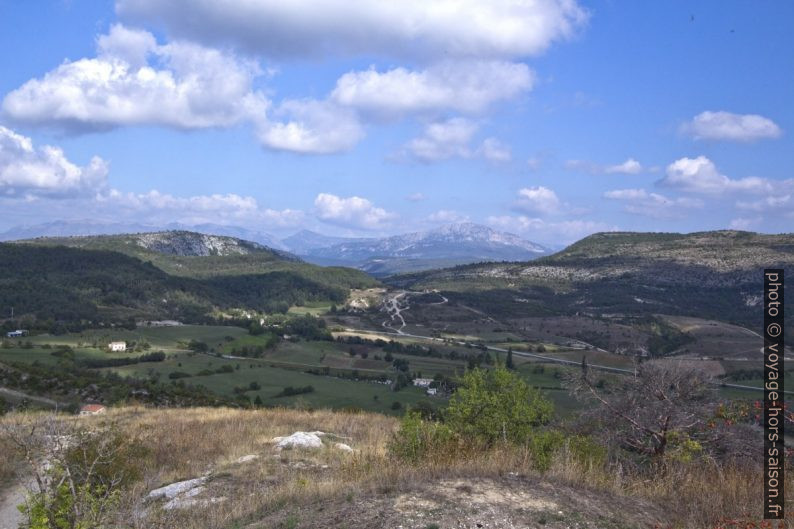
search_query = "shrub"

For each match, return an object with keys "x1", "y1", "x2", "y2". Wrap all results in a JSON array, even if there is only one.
[
  {"x1": 445, "y1": 366, "x2": 553, "y2": 446},
  {"x1": 389, "y1": 412, "x2": 454, "y2": 462}
]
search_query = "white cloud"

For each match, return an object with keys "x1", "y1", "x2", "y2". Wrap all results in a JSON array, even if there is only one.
[
  {"x1": 117, "y1": 0, "x2": 588, "y2": 61},
  {"x1": 736, "y1": 193, "x2": 793, "y2": 212},
  {"x1": 605, "y1": 158, "x2": 643, "y2": 175},
  {"x1": 658, "y1": 156, "x2": 772, "y2": 195},
  {"x1": 427, "y1": 210, "x2": 470, "y2": 223},
  {"x1": 566, "y1": 157, "x2": 643, "y2": 175},
  {"x1": 478, "y1": 138, "x2": 512, "y2": 162},
  {"x1": 398, "y1": 118, "x2": 512, "y2": 163},
  {"x1": 514, "y1": 186, "x2": 561, "y2": 215},
  {"x1": 406, "y1": 192, "x2": 426, "y2": 202},
  {"x1": 604, "y1": 188, "x2": 703, "y2": 218},
  {"x1": 331, "y1": 61, "x2": 534, "y2": 117},
  {"x1": 96, "y1": 189, "x2": 304, "y2": 226},
  {"x1": 3, "y1": 24, "x2": 268, "y2": 132},
  {"x1": 526, "y1": 157, "x2": 542, "y2": 171},
  {"x1": 314, "y1": 193, "x2": 395, "y2": 230},
  {"x1": 729, "y1": 217, "x2": 762, "y2": 230},
  {"x1": 487, "y1": 215, "x2": 615, "y2": 244},
  {"x1": 257, "y1": 99, "x2": 364, "y2": 154},
  {"x1": 682, "y1": 111, "x2": 782, "y2": 142},
  {"x1": 401, "y1": 118, "x2": 477, "y2": 162},
  {"x1": 0, "y1": 126, "x2": 108, "y2": 197}
]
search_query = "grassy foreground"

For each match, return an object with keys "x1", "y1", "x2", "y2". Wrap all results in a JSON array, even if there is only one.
[{"x1": 1, "y1": 406, "x2": 787, "y2": 529}]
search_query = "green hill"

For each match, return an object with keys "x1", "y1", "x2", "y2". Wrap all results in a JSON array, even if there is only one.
[
  {"x1": 389, "y1": 230, "x2": 794, "y2": 327},
  {"x1": 1, "y1": 231, "x2": 378, "y2": 326}
]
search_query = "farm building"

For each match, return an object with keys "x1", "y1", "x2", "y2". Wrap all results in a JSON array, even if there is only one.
[
  {"x1": 6, "y1": 329, "x2": 28, "y2": 338},
  {"x1": 108, "y1": 341, "x2": 126, "y2": 352},
  {"x1": 412, "y1": 378, "x2": 433, "y2": 388},
  {"x1": 79, "y1": 404, "x2": 107, "y2": 416}
]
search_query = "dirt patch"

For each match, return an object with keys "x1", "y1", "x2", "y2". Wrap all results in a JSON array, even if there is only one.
[{"x1": 254, "y1": 475, "x2": 665, "y2": 529}]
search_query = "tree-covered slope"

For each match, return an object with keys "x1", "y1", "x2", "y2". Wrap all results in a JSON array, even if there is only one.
[
  {"x1": 389, "y1": 230, "x2": 794, "y2": 327},
  {"x1": 0, "y1": 243, "x2": 373, "y2": 325}
]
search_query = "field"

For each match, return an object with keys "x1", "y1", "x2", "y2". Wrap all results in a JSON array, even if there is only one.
[{"x1": 4, "y1": 299, "x2": 784, "y2": 420}]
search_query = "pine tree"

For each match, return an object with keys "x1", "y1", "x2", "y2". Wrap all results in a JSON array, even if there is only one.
[{"x1": 506, "y1": 347, "x2": 515, "y2": 370}]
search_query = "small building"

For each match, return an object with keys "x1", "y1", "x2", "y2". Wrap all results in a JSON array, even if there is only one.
[
  {"x1": 79, "y1": 404, "x2": 107, "y2": 416},
  {"x1": 426, "y1": 388, "x2": 438, "y2": 396},
  {"x1": 108, "y1": 341, "x2": 126, "y2": 352},
  {"x1": 6, "y1": 329, "x2": 27, "y2": 338},
  {"x1": 412, "y1": 378, "x2": 433, "y2": 388}
]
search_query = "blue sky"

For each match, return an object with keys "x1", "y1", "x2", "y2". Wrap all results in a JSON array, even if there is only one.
[{"x1": 0, "y1": 0, "x2": 791, "y2": 244}]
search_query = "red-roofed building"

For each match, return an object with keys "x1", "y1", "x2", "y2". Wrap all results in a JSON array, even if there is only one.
[{"x1": 79, "y1": 404, "x2": 107, "y2": 416}]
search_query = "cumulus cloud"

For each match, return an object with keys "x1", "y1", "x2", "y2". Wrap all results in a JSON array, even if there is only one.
[
  {"x1": 400, "y1": 118, "x2": 477, "y2": 162},
  {"x1": 478, "y1": 138, "x2": 512, "y2": 162},
  {"x1": 314, "y1": 193, "x2": 395, "y2": 230},
  {"x1": 487, "y1": 215, "x2": 615, "y2": 244},
  {"x1": 729, "y1": 217, "x2": 762, "y2": 230},
  {"x1": 682, "y1": 111, "x2": 782, "y2": 142},
  {"x1": 3, "y1": 24, "x2": 268, "y2": 132},
  {"x1": 566, "y1": 157, "x2": 643, "y2": 175},
  {"x1": 605, "y1": 158, "x2": 643, "y2": 175},
  {"x1": 96, "y1": 189, "x2": 303, "y2": 226},
  {"x1": 736, "y1": 193, "x2": 793, "y2": 213},
  {"x1": 427, "y1": 210, "x2": 470, "y2": 223},
  {"x1": 604, "y1": 188, "x2": 703, "y2": 218},
  {"x1": 0, "y1": 126, "x2": 108, "y2": 197},
  {"x1": 658, "y1": 156, "x2": 773, "y2": 195},
  {"x1": 257, "y1": 99, "x2": 364, "y2": 154},
  {"x1": 117, "y1": 0, "x2": 588, "y2": 61},
  {"x1": 331, "y1": 61, "x2": 534, "y2": 117},
  {"x1": 514, "y1": 186, "x2": 561, "y2": 215},
  {"x1": 398, "y1": 118, "x2": 512, "y2": 163}
]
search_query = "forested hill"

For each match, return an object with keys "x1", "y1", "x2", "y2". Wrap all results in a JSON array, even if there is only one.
[
  {"x1": 389, "y1": 230, "x2": 794, "y2": 328},
  {"x1": 15, "y1": 230, "x2": 378, "y2": 285},
  {"x1": 0, "y1": 239, "x2": 377, "y2": 327}
]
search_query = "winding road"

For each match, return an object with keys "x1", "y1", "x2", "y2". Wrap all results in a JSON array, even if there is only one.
[{"x1": 366, "y1": 290, "x2": 791, "y2": 395}]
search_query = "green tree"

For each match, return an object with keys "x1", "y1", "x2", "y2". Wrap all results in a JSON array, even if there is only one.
[
  {"x1": 506, "y1": 347, "x2": 515, "y2": 370},
  {"x1": 445, "y1": 366, "x2": 553, "y2": 445}
]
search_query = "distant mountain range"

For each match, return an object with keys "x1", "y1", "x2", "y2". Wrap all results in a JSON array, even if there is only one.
[
  {"x1": 1, "y1": 220, "x2": 550, "y2": 276},
  {"x1": 292, "y1": 223, "x2": 550, "y2": 276}
]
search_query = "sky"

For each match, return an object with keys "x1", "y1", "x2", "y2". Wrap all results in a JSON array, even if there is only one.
[{"x1": 0, "y1": 0, "x2": 792, "y2": 245}]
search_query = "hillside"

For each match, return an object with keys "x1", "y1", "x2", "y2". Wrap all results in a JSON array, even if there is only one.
[
  {"x1": 1, "y1": 232, "x2": 378, "y2": 325},
  {"x1": 0, "y1": 406, "x2": 754, "y2": 529},
  {"x1": 390, "y1": 230, "x2": 794, "y2": 327},
  {"x1": 15, "y1": 230, "x2": 377, "y2": 285},
  {"x1": 0, "y1": 220, "x2": 288, "y2": 250}
]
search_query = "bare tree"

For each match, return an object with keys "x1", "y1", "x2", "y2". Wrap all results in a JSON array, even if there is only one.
[
  {"x1": 569, "y1": 360, "x2": 755, "y2": 461},
  {"x1": 1, "y1": 414, "x2": 144, "y2": 529}
]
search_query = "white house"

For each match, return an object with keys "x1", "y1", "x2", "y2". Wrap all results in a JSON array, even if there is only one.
[
  {"x1": 108, "y1": 341, "x2": 126, "y2": 352},
  {"x1": 6, "y1": 330, "x2": 27, "y2": 338},
  {"x1": 412, "y1": 378, "x2": 433, "y2": 388},
  {"x1": 426, "y1": 388, "x2": 438, "y2": 396}
]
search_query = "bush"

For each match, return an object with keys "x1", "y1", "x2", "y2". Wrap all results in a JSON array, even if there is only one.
[
  {"x1": 445, "y1": 366, "x2": 553, "y2": 446},
  {"x1": 389, "y1": 412, "x2": 454, "y2": 462},
  {"x1": 274, "y1": 385, "x2": 314, "y2": 398},
  {"x1": 168, "y1": 371, "x2": 192, "y2": 380}
]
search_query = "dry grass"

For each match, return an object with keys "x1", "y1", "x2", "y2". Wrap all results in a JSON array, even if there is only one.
[{"x1": 2, "y1": 407, "x2": 791, "y2": 529}]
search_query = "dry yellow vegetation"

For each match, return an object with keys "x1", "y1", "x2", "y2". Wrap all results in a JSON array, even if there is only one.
[{"x1": 0, "y1": 407, "x2": 789, "y2": 529}]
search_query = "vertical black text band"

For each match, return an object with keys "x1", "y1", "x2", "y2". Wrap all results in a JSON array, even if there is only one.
[{"x1": 764, "y1": 269, "x2": 784, "y2": 519}]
